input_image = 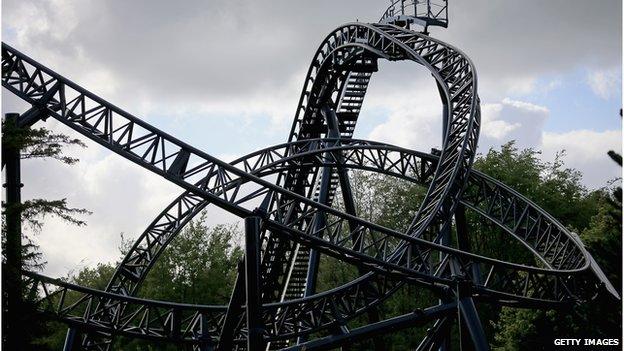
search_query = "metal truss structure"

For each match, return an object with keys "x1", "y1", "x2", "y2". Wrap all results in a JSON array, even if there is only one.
[{"x1": 1, "y1": 2, "x2": 618, "y2": 350}]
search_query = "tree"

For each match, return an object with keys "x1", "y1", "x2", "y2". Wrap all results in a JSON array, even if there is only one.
[
  {"x1": 319, "y1": 141, "x2": 617, "y2": 349},
  {"x1": 491, "y1": 144, "x2": 621, "y2": 350},
  {"x1": 2, "y1": 115, "x2": 91, "y2": 351},
  {"x1": 38, "y1": 211, "x2": 244, "y2": 350}
]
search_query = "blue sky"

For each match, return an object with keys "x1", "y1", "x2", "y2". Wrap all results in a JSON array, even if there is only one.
[
  {"x1": 1, "y1": 0, "x2": 621, "y2": 277},
  {"x1": 515, "y1": 71, "x2": 621, "y2": 133}
]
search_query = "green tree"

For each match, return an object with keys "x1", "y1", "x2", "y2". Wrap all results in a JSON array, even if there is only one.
[
  {"x1": 24, "y1": 139, "x2": 619, "y2": 350},
  {"x1": 2, "y1": 117, "x2": 90, "y2": 351},
  {"x1": 38, "y1": 211, "x2": 244, "y2": 350},
  {"x1": 318, "y1": 141, "x2": 618, "y2": 349},
  {"x1": 491, "y1": 145, "x2": 621, "y2": 351}
]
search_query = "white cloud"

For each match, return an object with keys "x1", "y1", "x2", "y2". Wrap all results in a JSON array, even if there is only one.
[
  {"x1": 542, "y1": 129, "x2": 622, "y2": 188},
  {"x1": 365, "y1": 80, "x2": 443, "y2": 151},
  {"x1": 500, "y1": 98, "x2": 549, "y2": 113},
  {"x1": 19, "y1": 123, "x2": 182, "y2": 277},
  {"x1": 367, "y1": 94, "x2": 620, "y2": 191},
  {"x1": 587, "y1": 68, "x2": 621, "y2": 99},
  {"x1": 481, "y1": 103, "x2": 520, "y2": 140},
  {"x1": 478, "y1": 98, "x2": 549, "y2": 150}
]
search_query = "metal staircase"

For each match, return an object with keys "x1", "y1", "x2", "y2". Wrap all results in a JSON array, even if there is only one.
[{"x1": 268, "y1": 59, "x2": 377, "y2": 349}]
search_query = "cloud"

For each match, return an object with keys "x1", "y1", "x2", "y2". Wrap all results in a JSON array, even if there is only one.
[
  {"x1": 480, "y1": 102, "x2": 521, "y2": 140},
  {"x1": 587, "y1": 68, "x2": 621, "y2": 99},
  {"x1": 365, "y1": 72, "x2": 444, "y2": 151},
  {"x1": 20, "y1": 125, "x2": 183, "y2": 276},
  {"x1": 367, "y1": 94, "x2": 620, "y2": 190},
  {"x1": 3, "y1": 0, "x2": 621, "y2": 115},
  {"x1": 479, "y1": 98, "x2": 549, "y2": 150},
  {"x1": 441, "y1": 0, "x2": 621, "y2": 100},
  {"x1": 541, "y1": 129, "x2": 622, "y2": 188}
]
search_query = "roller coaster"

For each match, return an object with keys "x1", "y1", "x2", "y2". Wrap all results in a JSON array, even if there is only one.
[{"x1": 1, "y1": 1, "x2": 619, "y2": 350}]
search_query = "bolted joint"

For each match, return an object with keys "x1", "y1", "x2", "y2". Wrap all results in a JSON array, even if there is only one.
[{"x1": 252, "y1": 206, "x2": 268, "y2": 219}]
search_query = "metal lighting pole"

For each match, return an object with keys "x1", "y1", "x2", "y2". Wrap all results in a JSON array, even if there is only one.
[{"x1": 3, "y1": 112, "x2": 24, "y2": 350}]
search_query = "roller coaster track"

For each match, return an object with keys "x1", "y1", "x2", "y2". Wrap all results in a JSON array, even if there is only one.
[
  {"x1": 1, "y1": 10, "x2": 616, "y2": 351},
  {"x1": 16, "y1": 141, "x2": 610, "y2": 345}
]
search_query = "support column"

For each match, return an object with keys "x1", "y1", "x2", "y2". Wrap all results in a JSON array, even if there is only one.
[
  {"x1": 456, "y1": 279, "x2": 488, "y2": 351},
  {"x1": 216, "y1": 261, "x2": 246, "y2": 351},
  {"x1": 416, "y1": 317, "x2": 452, "y2": 351},
  {"x1": 303, "y1": 106, "x2": 340, "y2": 299},
  {"x1": 63, "y1": 328, "x2": 81, "y2": 351},
  {"x1": 437, "y1": 204, "x2": 452, "y2": 351},
  {"x1": 245, "y1": 216, "x2": 265, "y2": 351},
  {"x1": 455, "y1": 204, "x2": 480, "y2": 284},
  {"x1": 3, "y1": 113, "x2": 23, "y2": 350}
]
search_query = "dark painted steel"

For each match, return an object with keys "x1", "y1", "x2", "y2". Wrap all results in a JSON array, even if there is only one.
[
  {"x1": 63, "y1": 328, "x2": 80, "y2": 351},
  {"x1": 283, "y1": 303, "x2": 457, "y2": 351},
  {"x1": 245, "y1": 216, "x2": 265, "y2": 350},
  {"x1": 3, "y1": 112, "x2": 24, "y2": 351},
  {"x1": 216, "y1": 261, "x2": 245, "y2": 351},
  {"x1": 457, "y1": 279, "x2": 488, "y2": 351}
]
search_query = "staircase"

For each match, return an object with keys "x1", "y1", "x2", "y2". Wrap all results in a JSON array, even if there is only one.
[{"x1": 268, "y1": 59, "x2": 377, "y2": 349}]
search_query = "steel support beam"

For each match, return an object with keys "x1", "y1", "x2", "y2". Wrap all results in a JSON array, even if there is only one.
[
  {"x1": 285, "y1": 303, "x2": 456, "y2": 351},
  {"x1": 303, "y1": 167, "x2": 332, "y2": 297},
  {"x1": 245, "y1": 216, "x2": 265, "y2": 351},
  {"x1": 416, "y1": 317, "x2": 453, "y2": 351},
  {"x1": 299, "y1": 105, "x2": 343, "y2": 345},
  {"x1": 63, "y1": 328, "x2": 81, "y2": 351},
  {"x1": 2, "y1": 112, "x2": 24, "y2": 351},
  {"x1": 16, "y1": 105, "x2": 50, "y2": 128},
  {"x1": 303, "y1": 105, "x2": 344, "y2": 298},
  {"x1": 216, "y1": 261, "x2": 245, "y2": 351},
  {"x1": 456, "y1": 280, "x2": 488, "y2": 351},
  {"x1": 438, "y1": 221, "x2": 452, "y2": 351},
  {"x1": 455, "y1": 204, "x2": 480, "y2": 284}
]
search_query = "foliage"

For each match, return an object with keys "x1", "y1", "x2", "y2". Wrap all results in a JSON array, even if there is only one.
[
  {"x1": 38, "y1": 212, "x2": 243, "y2": 349},
  {"x1": 1, "y1": 119, "x2": 86, "y2": 164},
  {"x1": 135, "y1": 211, "x2": 243, "y2": 304},
  {"x1": 1, "y1": 119, "x2": 90, "y2": 350},
  {"x1": 20, "y1": 199, "x2": 92, "y2": 233},
  {"x1": 489, "y1": 144, "x2": 622, "y2": 350},
  {"x1": 323, "y1": 141, "x2": 621, "y2": 349}
]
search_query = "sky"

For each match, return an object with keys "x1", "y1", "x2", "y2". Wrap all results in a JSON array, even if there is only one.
[{"x1": 1, "y1": 0, "x2": 622, "y2": 278}]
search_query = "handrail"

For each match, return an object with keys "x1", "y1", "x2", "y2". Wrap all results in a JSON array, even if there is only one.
[{"x1": 379, "y1": 0, "x2": 448, "y2": 29}]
